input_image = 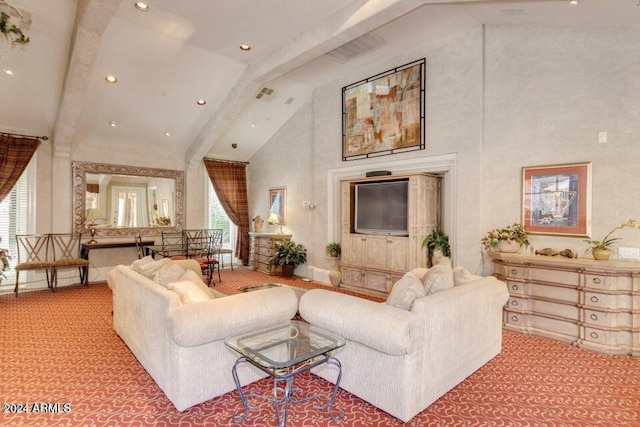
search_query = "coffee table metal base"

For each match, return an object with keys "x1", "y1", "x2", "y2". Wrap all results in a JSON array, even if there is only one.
[{"x1": 231, "y1": 355, "x2": 344, "y2": 426}]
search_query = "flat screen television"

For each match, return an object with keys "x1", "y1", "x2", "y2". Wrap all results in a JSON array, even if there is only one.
[{"x1": 355, "y1": 179, "x2": 409, "y2": 236}]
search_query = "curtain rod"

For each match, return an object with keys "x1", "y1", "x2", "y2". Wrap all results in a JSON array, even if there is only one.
[
  {"x1": 203, "y1": 157, "x2": 249, "y2": 165},
  {"x1": 0, "y1": 131, "x2": 49, "y2": 141}
]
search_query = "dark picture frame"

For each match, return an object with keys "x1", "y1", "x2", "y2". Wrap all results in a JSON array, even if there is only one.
[
  {"x1": 342, "y1": 58, "x2": 425, "y2": 161},
  {"x1": 522, "y1": 162, "x2": 592, "y2": 237}
]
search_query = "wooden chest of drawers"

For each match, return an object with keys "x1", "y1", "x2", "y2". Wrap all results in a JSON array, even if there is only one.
[
  {"x1": 248, "y1": 232, "x2": 292, "y2": 274},
  {"x1": 489, "y1": 252, "x2": 640, "y2": 357}
]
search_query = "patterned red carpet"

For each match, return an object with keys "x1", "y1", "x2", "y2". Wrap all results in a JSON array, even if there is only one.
[{"x1": 1, "y1": 267, "x2": 639, "y2": 426}]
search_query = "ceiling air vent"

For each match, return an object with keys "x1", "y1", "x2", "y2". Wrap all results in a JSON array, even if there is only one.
[
  {"x1": 325, "y1": 32, "x2": 386, "y2": 64},
  {"x1": 255, "y1": 87, "x2": 275, "y2": 100}
]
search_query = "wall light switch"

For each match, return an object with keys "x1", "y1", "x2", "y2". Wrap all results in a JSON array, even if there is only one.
[{"x1": 598, "y1": 131, "x2": 608, "y2": 144}]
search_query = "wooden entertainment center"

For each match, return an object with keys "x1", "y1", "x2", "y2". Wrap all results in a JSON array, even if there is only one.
[
  {"x1": 489, "y1": 252, "x2": 640, "y2": 357},
  {"x1": 339, "y1": 173, "x2": 441, "y2": 296}
]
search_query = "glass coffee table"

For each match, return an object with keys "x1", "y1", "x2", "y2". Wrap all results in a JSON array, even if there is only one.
[{"x1": 224, "y1": 320, "x2": 346, "y2": 426}]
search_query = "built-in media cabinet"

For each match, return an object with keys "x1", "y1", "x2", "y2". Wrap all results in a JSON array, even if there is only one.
[
  {"x1": 340, "y1": 173, "x2": 441, "y2": 296},
  {"x1": 489, "y1": 252, "x2": 640, "y2": 357}
]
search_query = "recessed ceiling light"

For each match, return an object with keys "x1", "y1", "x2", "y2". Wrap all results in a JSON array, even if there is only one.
[
  {"x1": 134, "y1": 2, "x2": 150, "y2": 11},
  {"x1": 109, "y1": 121, "x2": 117, "y2": 127},
  {"x1": 569, "y1": 0, "x2": 582, "y2": 4},
  {"x1": 3, "y1": 67, "x2": 14, "y2": 75},
  {"x1": 165, "y1": 132, "x2": 171, "y2": 136},
  {"x1": 250, "y1": 123, "x2": 256, "y2": 128},
  {"x1": 196, "y1": 99, "x2": 206, "y2": 105},
  {"x1": 239, "y1": 44, "x2": 251, "y2": 51},
  {"x1": 105, "y1": 75, "x2": 118, "y2": 84}
]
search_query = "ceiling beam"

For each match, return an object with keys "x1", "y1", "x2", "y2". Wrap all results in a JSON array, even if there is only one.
[
  {"x1": 52, "y1": 0, "x2": 120, "y2": 151},
  {"x1": 185, "y1": 0, "x2": 428, "y2": 164}
]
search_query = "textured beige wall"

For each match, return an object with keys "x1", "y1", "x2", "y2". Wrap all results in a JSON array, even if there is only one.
[
  {"x1": 483, "y1": 25, "x2": 640, "y2": 271},
  {"x1": 249, "y1": 23, "x2": 640, "y2": 277}
]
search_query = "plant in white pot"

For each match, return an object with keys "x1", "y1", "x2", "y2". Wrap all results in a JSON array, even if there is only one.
[
  {"x1": 481, "y1": 223, "x2": 530, "y2": 253},
  {"x1": 269, "y1": 240, "x2": 307, "y2": 277}
]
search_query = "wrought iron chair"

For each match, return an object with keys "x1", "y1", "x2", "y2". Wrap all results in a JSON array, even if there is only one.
[
  {"x1": 185, "y1": 232, "x2": 219, "y2": 285},
  {"x1": 160, "y1": 231, "x2": 187, "y2": 260},
  {"x1": 208, "y1": 228, "x2": 233, "y2": 271},
  {"x1": 14, "y1": 234, "x2": 54, "y2": 295},
  {"x1": 49, "y1": 233, "x2": 90, "y2": 291},
  {"x1": 205, "y1": 229, "x2": 224, "y2": 284},
  {"x1": 134, "y1": 234, "x2": 145, "y2": 259}
]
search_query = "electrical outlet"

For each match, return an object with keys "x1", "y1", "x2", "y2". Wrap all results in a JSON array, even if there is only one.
[{"x1": 618, "y1": 247, "x2": 640, "y2": 260}]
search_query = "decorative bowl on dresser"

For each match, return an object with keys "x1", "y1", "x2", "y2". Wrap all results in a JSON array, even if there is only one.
[{"x1": 489, "y1": 252, "x2": 639, "y2": 357}]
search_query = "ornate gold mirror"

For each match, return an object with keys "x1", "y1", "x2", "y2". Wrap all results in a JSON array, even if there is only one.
[{"x1": 72, "y1": 161, "x2": 184, "y2": 237}]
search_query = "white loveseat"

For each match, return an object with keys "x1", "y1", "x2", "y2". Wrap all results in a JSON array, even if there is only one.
[
  {"x1": 299, "y1": 267, "x2": 508, "y2": 423},
  {"x1": 107, "y1": 258, "x2": 298, "y2": 411}
]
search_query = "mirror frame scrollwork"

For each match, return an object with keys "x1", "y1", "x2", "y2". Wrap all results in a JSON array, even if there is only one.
[{"x1": 72, "y1": 161, "x2": 184, "y2": 237}]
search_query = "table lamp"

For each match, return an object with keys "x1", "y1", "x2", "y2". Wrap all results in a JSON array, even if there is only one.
[
  {"x1": 85, "y1": 208, "x2": 107, "y2": 244},
  {"x1": 267, "y1": 213, "x2": 283, "y2": 234}
]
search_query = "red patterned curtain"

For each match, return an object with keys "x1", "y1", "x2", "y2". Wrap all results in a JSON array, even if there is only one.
[
  {"x1": 204, "y1": 159, "x2": 250, "y2": 265},
  {"x1": 0, "y1": 134, "x2": 41, "y2": 203}
]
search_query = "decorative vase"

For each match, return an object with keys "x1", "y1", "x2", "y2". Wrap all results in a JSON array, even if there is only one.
[
  {"x1": 496, "y1": 240, "x2": 521, "y2": 253},
  {"x1": 592, "y1": 248, "x2": 611, "y2": 261},
  {"x1": 252, "y1": 216, "x2": 264, "y2": 233},
  {"x1": 328, "y1": 265, "x2": 341, "y2": 287}
]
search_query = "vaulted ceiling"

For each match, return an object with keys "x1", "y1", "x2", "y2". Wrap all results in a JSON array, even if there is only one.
[{"x1": 1, "y1": 0, "x2": 638, "y2": 165}]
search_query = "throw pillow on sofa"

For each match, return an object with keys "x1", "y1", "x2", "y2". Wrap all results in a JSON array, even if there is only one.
[
  {"x1": 453, "y1": 266, "x2": 482, "y2": 286},
  {"x1": 131, "y1": 255, "x2": 154, "y2": 272},
  {"x1": 154, "y1": 262, "x2": 186, "y2": 286},
  {"x1": 180, "y1": 270, "x2": 218, "y2": 298},
  {"x1": 423, "y1": 257, "x2": 454, "y2": 294},
  {"x1": 386, "y1": 272, "x2": 426, "y2": 310},
  {"x1": 137, "y1": 258, "x2": 173, "y2": 278},
  {"x1": 166, "y1": 279, "x2": 212, "y2": 304},
  {"x1": 410, "y1": 267, "x2": 429, "y2": 282}
]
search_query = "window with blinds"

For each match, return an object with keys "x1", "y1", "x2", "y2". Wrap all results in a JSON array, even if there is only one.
[{"x1": 0, "y1": 170, "x2": 29, "y2": 288}]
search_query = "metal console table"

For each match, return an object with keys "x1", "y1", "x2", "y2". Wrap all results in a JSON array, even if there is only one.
[{"x1": 224, "y1": 320, "x2": 345, "y2": 426}]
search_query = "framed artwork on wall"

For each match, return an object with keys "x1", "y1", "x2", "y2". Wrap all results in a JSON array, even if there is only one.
[
  {"x1": 268, "y1": 188, "x2": 286, "y2": 226},
  {"x1": 522, "y1": 162, "x2": 592, "y2": 237},
  {"x1": 342, "y1": 58, "x2": 425, "y2": 161}
]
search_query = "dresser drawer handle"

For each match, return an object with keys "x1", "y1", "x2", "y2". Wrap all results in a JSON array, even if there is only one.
[
  {"x1": 511, "y1": 269, "x2": 518, "y2": 275},
  {"x1": 590, "y1": 313, "x2": 598, "y2": 321},
  {"x1": 590, "y1": 296, "x2": 599, "y2": 303},
  {"x1": 511, "y1": 315, "x2": 519, "y2": 322},
  {"x1": 511, "y1": 300, "x2": 519, "y2": 307},
  {"x1": 511, "y1": 284, "x2": 519, "y2": 291},
  {"x1": 590, "y1": 331, "x2": 599, "y2": 339},
  {"x1": 592, "y1": 277, "x2": 601, "y2": 285}
]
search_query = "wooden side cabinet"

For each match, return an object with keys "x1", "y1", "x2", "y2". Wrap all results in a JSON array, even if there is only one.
[
  {"x1": 489, "y1": 252, "x2": 640, "y2": 357},
  {"x1": 248, "y1": 232, "x2": 292, "y2": 274}
]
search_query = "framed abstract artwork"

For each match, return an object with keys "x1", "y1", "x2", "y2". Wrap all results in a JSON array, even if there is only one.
[
  {"x1": 342, "y1": 58, "x2": 425, "y2": 161},
  {"x1": 522, "y1": 162, "x2": 592, "y2": 237}
]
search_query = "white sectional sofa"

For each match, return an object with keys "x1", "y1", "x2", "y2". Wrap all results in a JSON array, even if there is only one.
[
  {"x1": 299, "y1": 265, "x2": 509, "y2": 423},
  {"x1": 107, "y1": 258, "x2": 298, "y2": 411}
]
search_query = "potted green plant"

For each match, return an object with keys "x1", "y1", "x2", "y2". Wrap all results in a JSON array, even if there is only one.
[
  {"x1": 584, "y1": 219, "x2": 640, "y2": 260},
  {"x1": 326, "y1": 242, "x2": 341, "y2": 258},
  {"x1": 421, "y1": 230, "x2": 450, "y2": 266},
  {"x1": 481, "y1": 223, "x2": 530, "y2": 253},
  {"x1": 269, "y1": 240, "x2": 307, "y2": 277}
]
